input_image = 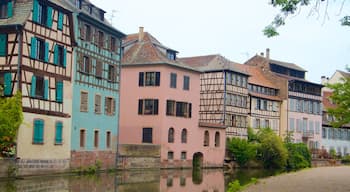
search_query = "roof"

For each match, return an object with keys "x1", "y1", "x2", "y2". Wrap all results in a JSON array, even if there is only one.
[
  {"x1": 0, "y1": 1, "x2": 32, "y2": 27},
  {"x1": 336, "y1": 70, "x2": 350, "y2": 79},
  {"x1": 179, "y1": 55, "x2": 249, "y2": 75},
  {"x1": 122, "y1": 32, "x2": 199, "y2": 72},
  {"x1": 269, "y1": 58, "x2": 307, "y2": 72},
  {"x1": 322, "y1": 91, "x2": 337, "y2": 110},
  {"x1": 249, "y1": 92, "x2": 281, "y2": 101},
  {"x1": 235, "y1": 64, "x2": 278, "y2": 89}
]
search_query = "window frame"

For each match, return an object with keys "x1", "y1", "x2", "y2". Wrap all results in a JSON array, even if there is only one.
[
  {"x1": 94, "y1": 130, "x2": 99, "y2": 149},
  {"x1": 55, "y1": 121, "x2": 63, "y2": 145},
  {"x1": 142, "y1": 127, "x2": 153, "y2": 143},
  {"x1": 168, "y1": 127, "x2": 174, "y2": 143},
  {"x1": 138, "y1": 99, "x2": 159, "y2": 115},
  {"x1": 105, "y1": 96, "x2": 116, "y2": 116},
  {"x1": 170, "y1": 73, "x2": 177, "y2": 88},
  {"x1": 80, "y1": 91, "x2": 88, "y2": 112},
  {"x1": 183, "y1": 75, "x2": 190, "y2": 90},
  {"x1": 80, "y1": 129, "x2": 86, "y2": 148}
]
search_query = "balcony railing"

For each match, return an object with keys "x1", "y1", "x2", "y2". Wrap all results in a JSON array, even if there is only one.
[{"x1": 302, "y1": 131, "x2": 314, "y2": 138}]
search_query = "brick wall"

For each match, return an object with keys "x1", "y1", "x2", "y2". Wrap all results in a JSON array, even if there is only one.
[
  {"x1": 70, "y1": 151, "x2": 116, "y2": 169},
  {"x1": 16, "y1": 158, "x2": 70, "y2": 176},
  {"x1": 117, "y1": 144, "x2": 160, "y2": 169}
]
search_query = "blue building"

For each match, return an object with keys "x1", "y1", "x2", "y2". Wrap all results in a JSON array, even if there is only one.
[{"x1": 66, "y1": 0, "x2": 125, "y2": 169}]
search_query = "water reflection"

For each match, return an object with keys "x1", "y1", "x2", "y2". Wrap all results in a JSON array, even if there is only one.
[{"x1": 0, "y1": 168, "x2": 277, "y2": 192}]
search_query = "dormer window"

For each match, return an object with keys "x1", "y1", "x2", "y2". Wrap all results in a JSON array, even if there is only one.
[
  {"x1": 99, "y1": 10, "x2": 104, "y2": 21},
  {"x1": 88, "y1": 5, "x2": 92, "y2": 14},
  {"x1": 0, "y1": 1, "x2": 13, "y2": 19},
  {"x1": 167, "y1": 50, "x2": 176, "y2": 60},
  {"x1": 75, "y1": 0, "x2": 82, "y2": 9}
]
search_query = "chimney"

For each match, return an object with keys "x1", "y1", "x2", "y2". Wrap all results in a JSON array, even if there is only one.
[
  {"x1": 266, "y1": 48, "x2": 270, "y2": 60},
  {"x1": 321, "y1": 76, "x2": 329, "y2": 85},
  {"x1": 138, "y1": 26, "x2": 144, "y2": 41},
  {"x1": 260, "y1": 52, "x2": 264, "y2": 57}
]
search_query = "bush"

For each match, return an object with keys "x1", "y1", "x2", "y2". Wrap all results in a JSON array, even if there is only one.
[
  {"x1": 227, "y1": 180, "x2": 242, "y2": 192},
  {"x1": 285, "y1": 143, "x2": 311, "y2": 170},
  {"x1": 227, "y1": 137, "x2": 257, "y2": 167},
  {"x1": 341, "y1": 155, "x2": 350, "y2": 163},
  {"x1": 256, "y1": 128, "x2": 288, "y2": 169}
]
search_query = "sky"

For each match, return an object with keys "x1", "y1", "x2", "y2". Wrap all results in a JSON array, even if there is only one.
[{"x1": 91, "y1": 0, "x2": 350, "y2": 83}]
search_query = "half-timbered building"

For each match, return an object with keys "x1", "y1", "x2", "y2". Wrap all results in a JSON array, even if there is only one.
[
  {"x1": 180, "y1": 55, "x2": 250, "y2": 138},
  {"x1": 0, "y1": 0, "x2": 74, "y2": 174},
  {"x1": 64, "y1": 0, "x2": 125, "y2": 169}
]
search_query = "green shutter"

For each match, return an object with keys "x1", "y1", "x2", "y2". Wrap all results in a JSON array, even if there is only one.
[
  {"x1": 4, "y1": 73, "x2": 12, "y2": 96},
  {"x1": 30, "y1": 37, "x2": 37, "y2": 59},
  {"x1": 63, "y1": 48, "x2": 67, "y2": 67},
  {"x1": 44, "y1": 42, "x2": 49, "y2": 62},
  {"x1": 7, "y1": 1, "x2": 13, "y2": 18},
  {"x1": 0, "y1": 34, "x2": 7, "y2": 56},
  {"x1": 53, "y1": 44, "x2": 58, "y2": 65},
  {"x1": 46, "y1": 6, "x2": 53, "y2": 28},
  {"x1": 58, "y1": 12, "x2": 63, "y2": 30},
  {"x1": 56, "y1": 81, "x2": 63, "y2": 103},
  {"x1": 31, "y1": 75, "x2": 36, "y2": 97},
  {"x1": 32, "y1": 0, "x2": 39, "y2": 22},
  {"x1": 55, "y1": 122, "x2": 63, "y2": 144},
  {"x1": 44, "y1": 79, "x2": 49, "y2": 100},
  {"x1": 34, "y1": 119, "x2": 44, "y2": 143}
]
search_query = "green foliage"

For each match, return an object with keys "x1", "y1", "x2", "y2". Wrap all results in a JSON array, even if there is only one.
[
  {"x1": 247, "y1": 127, "x2": 258, "y2": 143},
  {"x1": 285, "y1": 143, "x2": 311, "y2": 170},
  {"x1": 329, "y1": 148, "x2": 337, "y2": 159},
  {"x1": 75, "y1": 161, "x2": 103, "y2": 175},
  {"x1": 227, "y1": 137, "x2": 257, "y2": 167},
  {"x1": 326, "y1": 78, "x2": 350, "y2": 127},
  {"x1": 250, "y1": 177, "x2": 258, "y2": 185},
  {"x1": 0, "y1": 92, "x2": 23, "y2": 157},
  {"x1": 341, "y1": 155, "x2": 350, "y2": 163},
  {"x1": 227, "y1": 180, "x2": 242, "y2": 192},
  {"x1": 256, "y1": 128, "x2": 288, "y2": 169}
]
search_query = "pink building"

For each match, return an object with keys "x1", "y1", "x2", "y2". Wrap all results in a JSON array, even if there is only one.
[{"x1": 119, "y1": 27, "x2": 225, "y2": 168}]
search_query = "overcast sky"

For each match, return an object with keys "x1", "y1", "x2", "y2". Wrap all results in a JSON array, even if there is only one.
[{"x1": 91, "y1": 0, "x2": 350, "y2": 83}]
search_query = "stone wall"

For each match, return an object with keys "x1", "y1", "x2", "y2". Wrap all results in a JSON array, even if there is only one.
[
  {"x1": 70, "y1": 151, "x2": 115, "y2": 169},
  {"x1": 312, "y1": 159, "x2": 342, "y2": 167},
  {"x1": 117, "y1": 144, "x2": 160, "y2": 169},
  {"x1": 16, "y1": 159, "x2": 70, "y2": 176},
  {"x1": 0, "y1": 158, "x2": 16, "y2": 178}
]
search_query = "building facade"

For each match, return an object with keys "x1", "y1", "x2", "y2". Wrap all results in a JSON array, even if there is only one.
[
  {"x1": 180, "y1": 55, "x2": 250, "y2": 138},
  {"x1": 0, "y1": 0, "x2": 74, "y2": 174},
  {"x1": 119, "y1": 28, "x2": 225, "y2": 168},
  {"x1": 321, "y1": 70, "x2": 350, "y2": 156},
  {"x1": 66, "y1": 0, "x2": 125, "y2": 169}
]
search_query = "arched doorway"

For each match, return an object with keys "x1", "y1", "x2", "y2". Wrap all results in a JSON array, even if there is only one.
[
  {"x1": 192, "y1": 152, "x2": 204, "y2": 185},
  {"x1": 192, "y1": 152, "x2": 203, "y2": 168}
]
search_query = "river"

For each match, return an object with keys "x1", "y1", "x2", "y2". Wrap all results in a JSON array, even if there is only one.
[{"x1": 0, "y1": 168, "x2": 278, "y2": 192}]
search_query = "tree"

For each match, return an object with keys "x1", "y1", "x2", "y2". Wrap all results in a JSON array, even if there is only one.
[
  {"x1": 0, "y1": 92, "x2": 23, "y2": 157},
  {"x1": 285, "y1": 142, "x2": 311, "y2": 170},
  {"x1": 256, "y1": 128, "x2": 288, "y2": 169},
  {"x1": 264, "y1": 0, "x2": 350, "y2": 37},
  {"x1": 327, "y1": 76, "x2": 350, "y2": 127},
  {"x1": 227, "y1": 137, "x2": 257, "y2": 167}
]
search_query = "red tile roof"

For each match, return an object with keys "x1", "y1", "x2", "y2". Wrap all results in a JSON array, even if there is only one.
[
  {"x1": 236, "y1": 64, "x2": 278, "y2": 89},
  {"x1": 323, "y1": 91, "x2": 337, "y2": 110}
]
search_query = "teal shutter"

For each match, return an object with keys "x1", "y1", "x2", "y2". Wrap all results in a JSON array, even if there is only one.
[
  {"x1": 34, "y1": 119, "x2": 44, "y2": 143},
  {"x1": 4, "y1": 73, "x2": 12, "y2": 96},
  {"x1": 58, "y1": 12, "x2": 63, "y2": 30},
  {"x1": 30, "y1": 37, "x2": 37, "y2": 59},
  {"x1": 31, "y1": 75, "x2": 36, "y2": 97},
  {"x1": 56, "y1": 81, "x2": 63, "y2": 103},
  {"x1": 55, "y1": 122, "x2": 63, "y2": 144},
  {"x1": 44, "y1": 42, "x2": 49, "y2": 62},
  {"x1": 53, "y1": 44, "x2": 58, "y2": 65},
  {"x1": 63, "y1": 48, "x2": 67, "y2": 67},
  {"x1": 0, "y1": 34, "x2": 7, "y2": 56},
  {"x1": 44, "y1": 79, "x2": 49, "y2": 100},
  {"x1": 46, "y1": 6, "x2": 53, "y2": 28},
  {"x1": 7, "y1": 1, "x2": 13, "y2": 18},
  {"x1": 32, "y1": 0, "x2": 39, "y2": 22}
]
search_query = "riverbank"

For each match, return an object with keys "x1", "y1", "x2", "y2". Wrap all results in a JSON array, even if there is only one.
[{"x1": 243, "y1": 166, "x2": 350, "y2": 192}]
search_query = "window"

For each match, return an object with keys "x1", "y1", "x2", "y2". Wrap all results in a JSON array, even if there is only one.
[
  {"x1": 98, "y1": 31, "x2": 104, "y2": 48},
  {"x1": 31, "y1": 76, "x2": 48, "y2": 99},
  {"x1": 204, "y1": 131, "x2": 209, "y2": 147},
  {"x1": 166, "y1": 100, "x2": 175, "y2": 116},
  {"x1": 215, "y1": 132, "x2": 220, "y2": 147},
  {"x1": 56, "y1": 81, "x2": 63, "y2": 103},
  {"x1": 168, "y1": 151, "x2": 174, "y2": 160},
  {"x1": 142, "y1": 128, "x2": 153, "y2": 143},
  {"x1": 138, "y1": 99, "x2": 159, "y2": 115},
  {"x1": 167, "y1": 177, "x2": 173, "y2": 187},
  {"x1": 0, "y1": 73, "x2": 12, "y2": 96},
  {"x1": 99, "y1": 10, "x2": 104, "y2": 21},
  {"x1": 83, "y1": 24, "x2": 92, "y2": 41},
  {"x1": 181, "y1": 151, "x2": 187, "y2": 160},
  {"x1": 88, "y1": 5, "x2": 92, "y2": 14},
  {"x1": 303, "y1": 118, "x2": 308, "y2": 133},
  {"x1": 110, "y1": 36, "x2": 118, "y2": 52},
  {"x1": 108, "y1": 65, "x2": 116, "y2": 82},
  {"x1": 265, "y1": 120, "x2": 270, "y2": 128},
  {"x1": 80, "y1": 129, "x2": 85, "y2": 148},
  {"x1": 57, "y1": 12, "x2": 64, "y2": 30},
  {"x1": 80, "y1": 91, "x2": 88, "y2": 112},
  {"x1": 105, "y1": 97, "x2": 116, "y2": 115},
  {"x1": 54, "y1": 45, "x2": 67, "y2": 67},
  {"x1": 0, "y1": 1, "x2": 11, "y2": 19},
  {"x1": 256, "y1": 119, "x2": 260, "y2": 128},
  {"x1": 180, "y1": 176, "x2": 186, "y2": 186},
  {"x1": 94, "y1": 130, "x2": 99, "y2": 148},
  {"x1": 181, "y1": 129, "x2": 187, "y2": 143},
  {"x1": 75, "y1": 0, "x2": 82, "y2": 9},
  {"x1": 31, "y1": 37, "x2": 48, "y2": 62},
  {"x1": 322, "y1": 128, "x2": 327, "y2": 139},
  {"x1": 289, "y1": 118, "x2": 295, "y2": 132},
  {"x1": 176, "y1": 102, "x2": 192, "y2": 118},
  {"x1": 96, "y1": 61, "x2": 103, "y2": 78},
  {"x1": 55, "y1": 121, "x2": 63, "y2": 145},
  {"x1": 81, "y1": 56, "x2": 91, "y2": 74},
  {"x1": 33, "y1": 119, "x2": 44, "y2": 144},
  {"x1": 183, "y1": 76, "x2": 190, "y2": 90},
  {"x1": 167, "y1": 50, "x2": 176, "y2": 60},
  {"x1": 168, "y1": 128, "x2": 174, "y2": 143},
  {"x1": 0, "y1": 34, "x2": 7, "y2": 56},
  {"x1": 139, "y1": 72, "x2": 160, "y2": 86},
  {"x1": 170, "y1": 73, "x2": 177, "y2": 88},
  {"x1": 106, "y1": 131, "x2": 111, "y2": 148},
  {"x1": 94, "y1": 94, "x2": 101, "y2": 114}
]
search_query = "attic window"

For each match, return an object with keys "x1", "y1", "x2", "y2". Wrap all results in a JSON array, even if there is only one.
[
  {"x1": 0, "y1": 1, "x2": 10, "y2": 19},
  {"x1": 99, "y1": 10, "x2": 104, "y2": 21},
  {"x1": 167, "y1": 50, "x2": 176, "y2": 60},
  {"x1": 88, "y1": 5, "x2": 92, "y2": 14},
  {"x1": 75, "y1": 0, "x2": 82, "y2": 9}
]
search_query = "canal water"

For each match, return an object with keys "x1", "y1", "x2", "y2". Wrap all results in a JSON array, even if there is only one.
[{"x1": 0, "y1": 169, "x2": 278, "y2": 192}]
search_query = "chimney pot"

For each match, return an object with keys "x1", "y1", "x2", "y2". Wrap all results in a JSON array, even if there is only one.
[
  {"x1": 260, "y1": 52, "x2": 264, "y2": 56},
  {"x1": 266, "y1": 48, "x2": 270, "y2": 59},
  {"x1": 138, "y1": 26, "x2": 144, "y2": 41}
]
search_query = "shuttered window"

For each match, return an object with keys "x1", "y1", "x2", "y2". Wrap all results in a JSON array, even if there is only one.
[
  {"x1": 0, "y1": 1, "x2": 12, "y2": 19},
  {"x1": 55, "y1": 121, "x2": 63, "y2": 144},
  {"x1": 3, "y1": 73, "x2": 12, "y2": 96},
  {"x1": 54, "y1": 44, "x2": 67, "y2": 67},
  {"x1": 31, "y1": 75, "x2": 48, "y2": 99},
  {"x1": 95, "y1": 61, "x2": 103, "y2": 78},
  {"x1": 105, "y1": 97, "x2": 115, "y2": 116},
  {"x1": 94, "y1": 94, "x2": 101, "y2": 114},
  {"x1": 30, "y1": 37, "x2": 49, "y2": 62},
  {"x1": 32, "y1": 0, "x2": 53, "y2": 28},
  {"x1": 56, "y1": 81, "x2": 63, "y2": 103},
  {"x1": 80, "y1": 91, "x2": 88, "y2": 112},
  {"x1": 57, "y1": 12, "x2": 64, "y2": 30},
  {"x1": 0, "y1": 34, "x2": 7, "y2": 56},
  {"x1": 33, "y1": 119, "x2": 44, "y2": 144},
  {"x1": 139, "y1": 72, "x2": 160, "y2": 86}
]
